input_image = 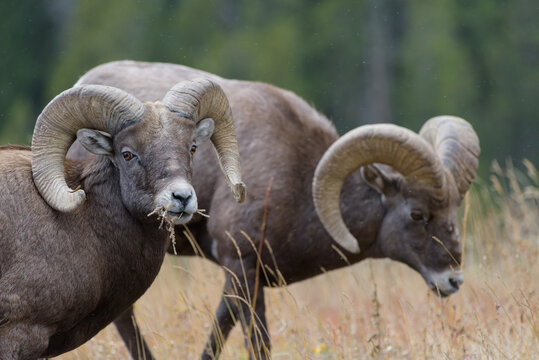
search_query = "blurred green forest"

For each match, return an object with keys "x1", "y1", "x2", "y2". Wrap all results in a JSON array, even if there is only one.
[{"x1": 0, "y1": 0, "x2": 537, "y2": 175}]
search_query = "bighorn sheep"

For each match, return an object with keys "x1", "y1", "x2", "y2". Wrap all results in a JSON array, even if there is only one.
[
  {"x1": 76, "y1": 61, "x2": 480, "y2": 360},
  {"x1": 0, "y1": 80, "x2": 245, "y2": 358}
]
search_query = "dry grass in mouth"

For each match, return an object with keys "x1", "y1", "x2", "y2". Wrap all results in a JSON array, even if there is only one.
[
  {"x1": 148, "y1": 205, "x2": 210, "y2": 255},
  {"x1": 148, "y1": 204, "x2": 178, "y2": 254},
  {"x1": 58, "y1": 160, "x2": 538, "y2": 359},
  {"x1": 196, "y1": 209, "x2": 210, "y2": 218}
]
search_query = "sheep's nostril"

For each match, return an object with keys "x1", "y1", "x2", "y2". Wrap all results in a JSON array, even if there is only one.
[
  {"x1": 449, "y1": 277, "x2": 462, "y2": 289},
  {"x1": 172, "y1": 191, "x2": 192, "y2": 206}
]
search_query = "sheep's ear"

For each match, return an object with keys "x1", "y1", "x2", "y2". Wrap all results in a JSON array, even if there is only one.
[
  {"x1": 77, "y1": 129, "x2": 114, "y2": 157},
  {"x1": 194, "y1": 118, "x2": 215, "y2": 145},
  {"x1": 361, "y1": 164, "x2": 397, "y2": 196}
]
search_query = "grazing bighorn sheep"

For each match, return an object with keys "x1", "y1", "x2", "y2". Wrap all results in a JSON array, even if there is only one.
[
  {"x1": 0, "y1": 80, "x2": 244, "y2": 358},
  {"x1": 76, "y1": 61, "x2": 479, "y2": 360}
]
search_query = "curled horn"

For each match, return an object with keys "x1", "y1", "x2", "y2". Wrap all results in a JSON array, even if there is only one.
[
  {"x1": 419, "y1": 116, "x2": 480, "y2": 202},
  {"x1": 32, "y1": 85, "x2": 145, "y2": 212},
  {"x1": 313, "y1": 124, "x2": 446, "y2": 253},
  {"x1": 162, "y1": 78, "x2": 246, "y2": 203}
]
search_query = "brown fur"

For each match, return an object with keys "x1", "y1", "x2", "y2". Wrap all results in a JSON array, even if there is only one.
[
  {"x1": 0, "y1": 90, "x2": 210, "y2": 358},
  {"x1": 76, "y1": 61, "x2": 469, "y2": 360}
]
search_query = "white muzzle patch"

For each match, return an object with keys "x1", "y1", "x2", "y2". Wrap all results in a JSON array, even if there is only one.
[
  {"x1": 425, "y1": 268, "x2": 463, "y2": 297},
  {"x1": 154, "y1": 179, "x2": 198, "y2": 225}
]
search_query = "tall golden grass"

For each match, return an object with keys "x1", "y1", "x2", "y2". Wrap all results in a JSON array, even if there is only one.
[{"x1": 57, "y1": 160, "x2": 538, "y2": 359}]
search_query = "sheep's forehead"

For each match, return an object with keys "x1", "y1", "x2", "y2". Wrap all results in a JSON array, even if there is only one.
[
  {"x1": 138, "y1": 102, "x2": 195, "y2": 143},
  {"x1": 113, "y1": 102, "x2": 195, "y2": 159},
  {"x1": 402, "y1": 180, "x2": 459, "y2": 213}
]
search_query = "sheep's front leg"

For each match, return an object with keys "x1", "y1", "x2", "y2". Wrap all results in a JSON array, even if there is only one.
[
  {"x1": 0, "y1": 322, "x2": 50, "y2": 360},
  {"x1": 239, "y1": 282, "x2": 270, "y2": 360},
  {"x1": 0, "y1": 293, "x2": 47, "y2": 358},
  {"x1": 113, "y1": 306, "x2": 155, "y2": 360},
  {"x1": 202, "y1": 265, "x2": 270, "y2": 360},
  {"x1": 201, "y1": 275, "x2": 240, "y2": 360}
]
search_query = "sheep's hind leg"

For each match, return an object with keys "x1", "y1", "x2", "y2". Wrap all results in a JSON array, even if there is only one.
[{"x1": 113, "y1": 306, "x2": 155, "y2": 360}]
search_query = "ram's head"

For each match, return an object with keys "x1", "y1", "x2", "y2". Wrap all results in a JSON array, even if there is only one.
[
  {"x1": 32, "y1": 80, "x2": 245, "y2": 224},
  {"x1": 314, "y1": 116, "x2": 479, "y2": 296}
]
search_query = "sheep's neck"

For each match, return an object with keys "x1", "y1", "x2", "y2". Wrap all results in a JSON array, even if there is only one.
[
  {"x1": 66, "y1": 156, "x2": 170, "y2": 280},
  {"x1": 42, "y1": 157, "x2": 170, "y2": 354},
  {"x1": 271, "y1": 172, "x2": 384, "y2": 284}
]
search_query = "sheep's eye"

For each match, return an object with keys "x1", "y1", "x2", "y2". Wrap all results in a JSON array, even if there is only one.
[
  {"x1": 190, "y1": 145, "x2": 197, "y2": 156},
  {"x1": 411, "y1": 211, "x2": 423, "y2": 221},
  {"x1": 122, "y1": 151, "x2": 136, "y2": 161}
]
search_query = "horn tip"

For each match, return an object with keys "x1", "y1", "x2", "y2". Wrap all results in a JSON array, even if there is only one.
[
  {"x1": 232, "y1": 182, "x2": 246, "y2": 203},
  {"x1": 55, "y1": 189, "x2": 87, "y2": 213},
  {"x1": 346, "y1": 244, "x2": 361, "y2": 254},
  {"x1": 339, "y1": 235, "x2": 361, "y2": 254}
]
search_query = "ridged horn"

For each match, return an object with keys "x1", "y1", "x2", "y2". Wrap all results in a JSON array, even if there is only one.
[
  {"x1": 32, "y1": 85, "x2": 146, "y2": 212},
  {"x1": 419, "y1": 116, "x2": 480, "y2": 202},
  {"x1": 313, "y1": 124, "x2": 446, "y2": 253},
  {"x1": 162, "y1": 78, "x2": 245, "y2": 203}
]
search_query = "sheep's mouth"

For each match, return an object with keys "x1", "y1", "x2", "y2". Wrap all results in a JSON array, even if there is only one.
[
  {"x1": 166, "y1": 210, "x2": 193, "y2": 224},
  {"x1": 147, "y1": 205, "x2": 193, "y2": 226}
]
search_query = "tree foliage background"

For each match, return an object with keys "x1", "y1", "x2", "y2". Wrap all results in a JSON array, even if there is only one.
[{"x1": 0, "y1": 0, "x2": 537, "y2": 175}]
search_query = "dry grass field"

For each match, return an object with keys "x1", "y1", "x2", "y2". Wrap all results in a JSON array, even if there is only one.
[{"x1": 57, "y1": 161, "x2": 538, "y2": 359}]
